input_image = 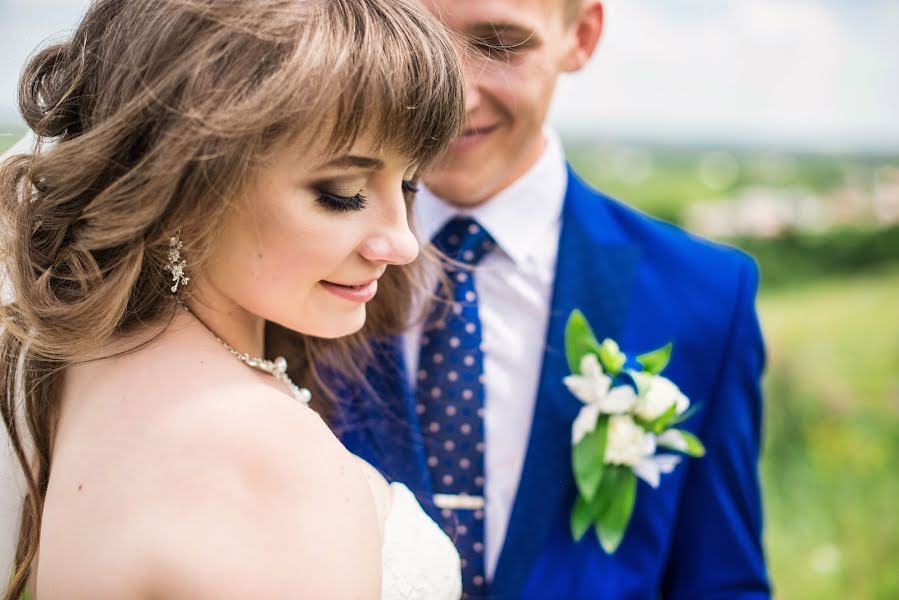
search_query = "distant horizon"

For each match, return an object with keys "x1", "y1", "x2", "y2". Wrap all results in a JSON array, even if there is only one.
[{"x1": 3, "y1": 119, "x2": 898, "y2": 157}]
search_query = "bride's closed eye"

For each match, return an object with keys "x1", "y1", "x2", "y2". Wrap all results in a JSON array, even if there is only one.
[
  {"x1": 316, "y1": 180, "x2": 418, "y2": 213},
  {"x1": 317, "y1": 189, "x2": 368, "y2": 212}
]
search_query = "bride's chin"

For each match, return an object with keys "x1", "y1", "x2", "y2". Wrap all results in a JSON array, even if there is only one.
[{"x1": 303, "y1": 308, "x2": 367, "y2": 340}]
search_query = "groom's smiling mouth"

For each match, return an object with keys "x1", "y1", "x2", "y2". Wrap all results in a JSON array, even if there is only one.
[{"x1": 450, "y1": 123, "x2": 499, "y2": 152}]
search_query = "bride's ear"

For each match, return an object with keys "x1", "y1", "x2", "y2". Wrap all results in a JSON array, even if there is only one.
[{"x1": 561, "y1": 0, "x2": 604, "y2": 73}]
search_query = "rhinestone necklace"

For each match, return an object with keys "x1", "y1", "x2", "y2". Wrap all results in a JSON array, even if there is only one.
[{"x1": 178, "y1": 301, "x2": 312, "y2": 405}]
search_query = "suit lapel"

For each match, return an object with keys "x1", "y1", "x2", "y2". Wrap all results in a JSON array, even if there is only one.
[{"x1": 491, "y1": 168, "x2": 641, "y2": 598}]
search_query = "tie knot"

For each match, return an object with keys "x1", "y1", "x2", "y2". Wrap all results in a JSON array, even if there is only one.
[{"x1": 431, "y1": 217, "x2": 496, "y2": 266}]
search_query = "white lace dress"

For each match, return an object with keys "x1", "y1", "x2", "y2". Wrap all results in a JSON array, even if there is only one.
[{"x1": 381, "y1": 482, "x2": 462, "y2": 600}]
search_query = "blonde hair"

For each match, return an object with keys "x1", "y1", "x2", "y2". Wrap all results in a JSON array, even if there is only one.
[{"x1": 0, "y1": 0, "x2": 464, "y2": 597}]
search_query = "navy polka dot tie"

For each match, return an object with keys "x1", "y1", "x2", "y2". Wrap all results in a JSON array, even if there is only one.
[{"x1": 416, "y1": 216, "x2": 495, "y2": 599}]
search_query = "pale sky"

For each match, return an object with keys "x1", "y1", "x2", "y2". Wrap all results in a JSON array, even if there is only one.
[{"x1": 2, "y1": 0, "x2": 898, "y2": 151}]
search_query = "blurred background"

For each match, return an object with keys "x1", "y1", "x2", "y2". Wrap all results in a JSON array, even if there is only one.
[{"x1": 2, "y1": 0, "x2": 898, "y2": 598}]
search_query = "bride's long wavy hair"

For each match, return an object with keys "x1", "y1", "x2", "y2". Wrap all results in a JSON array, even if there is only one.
[{"x1": 0, "y1": 0, "x2": 464, "y2": 596}]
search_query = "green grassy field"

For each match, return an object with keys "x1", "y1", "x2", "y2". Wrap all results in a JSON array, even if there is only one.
[{"x1": 759, "y1": 267, "x2": 899, "y2": 600}]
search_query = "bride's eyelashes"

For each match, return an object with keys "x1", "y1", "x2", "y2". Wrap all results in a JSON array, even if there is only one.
[
  {"x1": 316, "y1": 190, "x2": 368, "y2": 213},
  {"x1": 316, "y1": 180, "x2": 419, "y2": 213}
]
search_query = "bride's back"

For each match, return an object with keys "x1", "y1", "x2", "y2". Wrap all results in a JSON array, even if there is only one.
[{"x1": 37, "y1": 314, "x2": 383, "y2": 598}]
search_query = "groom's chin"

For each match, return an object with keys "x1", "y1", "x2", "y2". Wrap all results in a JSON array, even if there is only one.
[{"x1": 424, "y1": 168, "x2": 495, "y2": 208}]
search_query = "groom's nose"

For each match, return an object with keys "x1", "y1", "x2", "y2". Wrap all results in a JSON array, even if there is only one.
[{"x1": 462, "y1": 58, "x2": 484, "y2": 115}]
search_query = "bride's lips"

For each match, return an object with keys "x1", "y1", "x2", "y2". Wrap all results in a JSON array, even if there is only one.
[
  {"x1": 320, "y1": 279, "x2": 379, "y2": 303},
  {"x1": 449, "y1": 124, "x2": 499, "y2": 152}
]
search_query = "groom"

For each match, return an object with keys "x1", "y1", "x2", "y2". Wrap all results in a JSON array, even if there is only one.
[{"x1": 337, "y1": 0, "x2": 771, "y2": 599}]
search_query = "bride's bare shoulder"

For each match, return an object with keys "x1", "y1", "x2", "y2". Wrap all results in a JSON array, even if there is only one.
[{"x1": 113, "y1": 388, "x2": 381, "y2": 598}]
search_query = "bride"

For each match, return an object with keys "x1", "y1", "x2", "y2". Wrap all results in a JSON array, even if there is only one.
[{"x1": 0, "y1": 0, "x2": 465, "y2": 598}]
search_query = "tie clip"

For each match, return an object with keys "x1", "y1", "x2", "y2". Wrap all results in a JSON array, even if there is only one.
[{"x1": 433, "y1": 493, "x2": 486, "y2": 511}]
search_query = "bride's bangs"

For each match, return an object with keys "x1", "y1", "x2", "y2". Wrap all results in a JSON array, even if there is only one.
[
  {"x1": 253, "y1": 0, "x2": 465, "y2": 166},
  {"x1": 319, "y1": 0, "x2": 465, "y2": 166}
]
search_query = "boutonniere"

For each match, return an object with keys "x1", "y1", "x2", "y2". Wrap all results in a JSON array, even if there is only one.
[{"x1": 563, "y1": 310, "x2": 706, "y2": 553}]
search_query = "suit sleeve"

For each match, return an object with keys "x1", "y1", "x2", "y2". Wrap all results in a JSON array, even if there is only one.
[{"x1": 662, "y1": 257, "x2": 772, "y2": 599}]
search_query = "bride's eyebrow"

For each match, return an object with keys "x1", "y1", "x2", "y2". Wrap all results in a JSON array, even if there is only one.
[{"x1": 317, "y1": 155, "x2": 386, "y2": 170}]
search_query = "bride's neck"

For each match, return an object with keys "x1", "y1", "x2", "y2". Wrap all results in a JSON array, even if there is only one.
[
  {"x1": 181, "y1": 287, "x2": 266, "y2": 358},
  {"x1": 184, "y1": 302, "x2": 265, "y2": 358}
]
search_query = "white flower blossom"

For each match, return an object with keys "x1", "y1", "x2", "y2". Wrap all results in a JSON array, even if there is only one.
[
  {"x1": 603, "y1": 385, "x2": 639, "y2": 414},
  {"x1": 632, "y1": 372, "x2": 690, "y2": 422},
  {"x1": 564, "y1": 354, "x2": 612, "y2": 405},
  {"x1": 571, "y1": 401, "x2": 603, "y2": 445},
  {"x1": 564, "y1": 355, "x2": 638, "y2": 414},
  {"x1": 656, "y1": 429, "x2": 689, "y2": 452},
  {"x1": 604, "y1": 415, "x2": 656, "y2": 467},
  {"x1": 566, "y1": 355, "x2": 639, "y2": 444},
  {"x1": 604, "y1": 415, "x2": 682, "y2": 488},
  {"x1": 632, "y1": 454, "x2": 682, "y2": 488}
]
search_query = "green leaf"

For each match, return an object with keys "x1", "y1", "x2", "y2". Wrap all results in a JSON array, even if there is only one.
[
  {"x1": 645, "y1": 401, "x2": 680, "y2": 434},
  {"x1": 597, "y1": 338, "x2": 627, "y2": 376},
  {"x1": 595, "y1": 467, "x2": 638, "y2": 554},
  {"x1": 565, "y1": 310, "x2": 602, "y2": 374},
  {"x1": 636, "y1": 342, "x2": 673, "y2": 375},
  {"x1": 666, "y1": 429, "x2": 706, "y2": 457},
  {"x1": 570, "y1": 494, "x2": 596, "y2": 541},
  {"x1": 573, "y1": 416, "x2": 609, "y2": 503},
  {"x1": 669, "y1": 403, "x2": 700, "y2": 426},
  {"x1": 570, "y1": 467, "x2": 616, "y2": 541}
]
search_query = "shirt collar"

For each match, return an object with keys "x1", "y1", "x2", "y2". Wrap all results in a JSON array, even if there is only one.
[{"x1": 415, "y1": 129, "x2": 567, "y2": 266}]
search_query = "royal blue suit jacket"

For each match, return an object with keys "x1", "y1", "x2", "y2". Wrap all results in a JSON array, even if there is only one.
[{"x1": 335, "y1": 166, "x2": 771, "y2": 599}]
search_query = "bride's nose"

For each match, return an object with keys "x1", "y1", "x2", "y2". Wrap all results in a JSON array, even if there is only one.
[{"x1": 358, "y1": 195, "x2": 419, "y2": 266}]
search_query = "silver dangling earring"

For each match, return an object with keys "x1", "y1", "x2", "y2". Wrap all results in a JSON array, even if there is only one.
[{"x1": 164, "y1": 231, "x2": 190, "y2": 293}]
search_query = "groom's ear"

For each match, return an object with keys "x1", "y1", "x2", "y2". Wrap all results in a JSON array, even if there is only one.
[{"x1": 561, "y1": 0, "x2": 604, "y2": 73}]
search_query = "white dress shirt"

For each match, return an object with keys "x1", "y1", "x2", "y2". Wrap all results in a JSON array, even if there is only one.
[{"x1": 403, "y1": 130, "x2": 567, "y2": 580}]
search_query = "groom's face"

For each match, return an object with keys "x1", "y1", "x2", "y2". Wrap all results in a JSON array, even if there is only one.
[{"x1": 422, "y1": 0, "x2": 596, "y2": 206}]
